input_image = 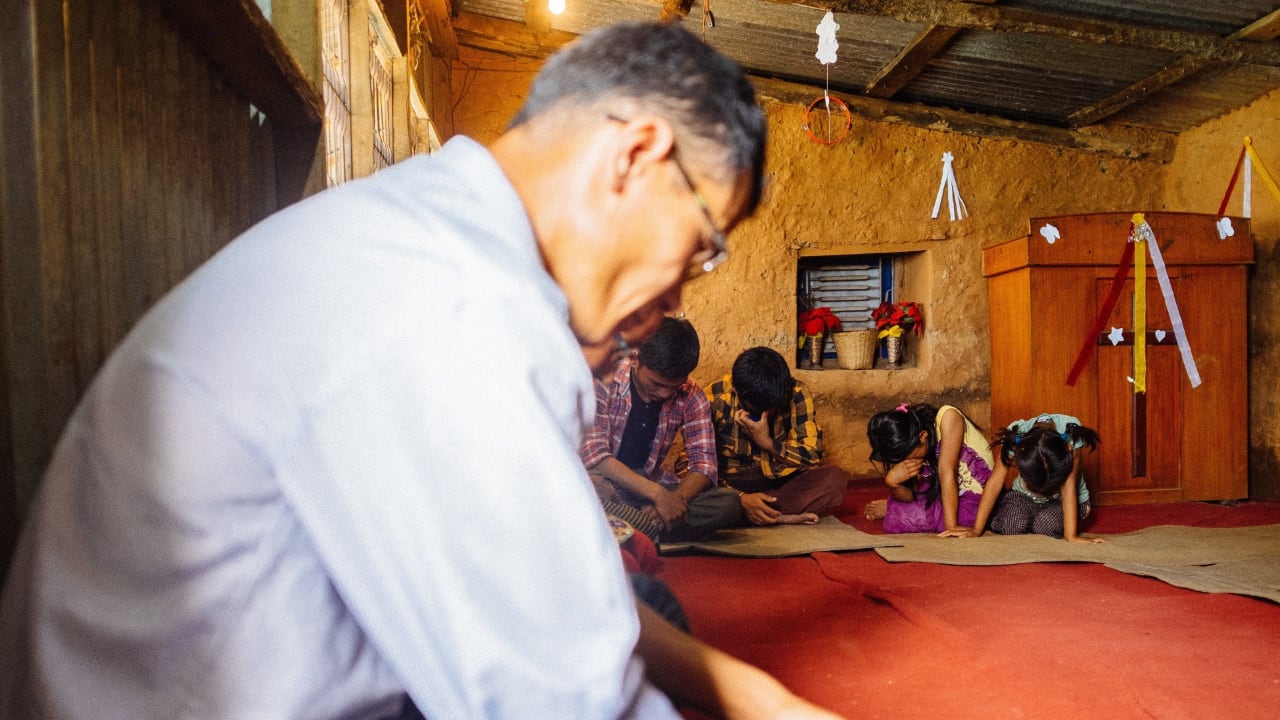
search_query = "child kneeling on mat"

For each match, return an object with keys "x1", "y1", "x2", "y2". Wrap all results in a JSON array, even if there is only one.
[{"x1": 970, "y1": 413, "x2": 1106, "y2": 544}]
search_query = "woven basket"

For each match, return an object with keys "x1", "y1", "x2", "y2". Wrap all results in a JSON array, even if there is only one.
[{"x1": 833, "y1": 329, "x2": 879, "y2": 370}]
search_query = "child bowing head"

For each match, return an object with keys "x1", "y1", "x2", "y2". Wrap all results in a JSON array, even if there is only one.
[
  {"x1": 865, "y1": 402, "x2": 994, "y2": 535},
  {"x1": 976, "y1": 414, "x2": 1104, "y2": 543}
]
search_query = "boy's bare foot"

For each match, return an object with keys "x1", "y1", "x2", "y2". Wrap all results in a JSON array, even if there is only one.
[
  {"x1": 777, "y1": 512, "x2": 820, "y2": 525},
  {"x1": 864, "y1": 498, "x2": 887, "y2": 520}
]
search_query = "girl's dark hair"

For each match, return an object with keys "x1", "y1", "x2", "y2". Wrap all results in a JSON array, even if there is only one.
[
  {"x1": 993, "y1": 423, "x2": 1100, "y2": 496},
  {"x1": 867, "y1": 403, "x2": 941, "y2": 506}
]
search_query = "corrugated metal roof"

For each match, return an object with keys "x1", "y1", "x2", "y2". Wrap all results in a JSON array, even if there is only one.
[{"x1": 449, "y1": 0, "x2": 1280, "y2": 156}]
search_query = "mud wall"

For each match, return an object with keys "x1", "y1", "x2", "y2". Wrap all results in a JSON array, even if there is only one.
[
  {"x1": 451, "y1": 46, "x2": 1167, "y2": 478},
  {"x1": 1162, "y1": 89, "x2": 1280, "y2": 500}
]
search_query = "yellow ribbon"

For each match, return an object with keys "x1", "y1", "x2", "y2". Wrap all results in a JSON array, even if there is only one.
[
  {"x1": 1132, "y1": 215, "x2": 1146, "y2": 394},
  {"x1": 1244, "y1": 137, "x2": 1280, "y2": 205}
]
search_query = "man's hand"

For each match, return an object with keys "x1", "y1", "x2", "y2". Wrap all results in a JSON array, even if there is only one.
[
  {"x1": 732, "y1": 409, "x2": 774, "y2": 451},
  {"x1": 740, "y1": 492, "x2": 782, "y2": 525},
  {"x1": 649, "y1": 486, "x2": 690, "y2": 529}
]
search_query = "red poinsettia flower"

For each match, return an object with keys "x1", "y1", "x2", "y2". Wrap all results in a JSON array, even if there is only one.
[
  {"x1": 870, "y1": 301, "x2": 924, "y2": 338},
  {"x1": 797, "y1": 306, "x2": 842, "y2": 337}
]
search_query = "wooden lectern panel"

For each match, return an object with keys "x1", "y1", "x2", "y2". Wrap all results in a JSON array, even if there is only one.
[{"x1": 983, "y1": 212, "x2": 1251, "y2": 505}]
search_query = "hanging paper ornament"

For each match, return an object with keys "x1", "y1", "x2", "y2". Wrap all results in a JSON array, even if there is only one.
[
  {"x1": 815, "y1": 11, "x2": 839, "y2": 65},
  {"x1": 931, "y1": 151, "x2": 968, "y2": 221},
  {"x1": 803, "y1": 11, "x2": 851, "y2": 145},
  {"x1": 1039, "y1": 223, "x2": 1060, "y2": 244}
]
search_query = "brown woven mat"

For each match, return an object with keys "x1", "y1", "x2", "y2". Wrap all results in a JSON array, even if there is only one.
[
  {"x1": 660, "y1": 516, "x2": 901, "y2": 558},
  {"x1": 873, "y1": 523, "x2": 1280, "y2": 603}
]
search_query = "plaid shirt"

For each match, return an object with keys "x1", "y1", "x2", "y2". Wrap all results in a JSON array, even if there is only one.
[
  {"x1": 705, "y1": 374, "x2": 824, "y2": 480},
  {"x1": 579, "y1": 356, "x2": 718, "y2": 487}
]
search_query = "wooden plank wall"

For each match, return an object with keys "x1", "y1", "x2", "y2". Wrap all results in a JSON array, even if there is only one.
[{"x1": 0, "y1": 0, "x2": 292, "y2": 577}]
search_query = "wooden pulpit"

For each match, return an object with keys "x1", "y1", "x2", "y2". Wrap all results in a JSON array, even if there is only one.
[{"x1": 983, "y1": 212, "x2": 1253, "y2": 505}]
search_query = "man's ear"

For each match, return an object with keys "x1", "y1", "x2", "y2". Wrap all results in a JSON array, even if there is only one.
[{"x1": 608, "y1": 114, "x2": 677, "y2": 193}]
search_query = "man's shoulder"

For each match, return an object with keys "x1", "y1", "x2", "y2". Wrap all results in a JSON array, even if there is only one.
[
  {"x1": 705, "y1": 375, "x2": 733, "y2": 396},
  {"x1": 790, "y1": 380, "x2": 818, "y2": 406},
  {"x1": 670, "y1": 383, "x2": 711, "y2": 414}
]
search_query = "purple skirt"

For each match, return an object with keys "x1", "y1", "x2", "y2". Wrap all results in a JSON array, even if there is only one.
[{"x1": 883, "y1": 490, "x2": 982, "y2": 533}]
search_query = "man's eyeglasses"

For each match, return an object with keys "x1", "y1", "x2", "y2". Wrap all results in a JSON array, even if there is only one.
[{"x1": 605, "y1": 114, "x2": 729, "y2": 279}]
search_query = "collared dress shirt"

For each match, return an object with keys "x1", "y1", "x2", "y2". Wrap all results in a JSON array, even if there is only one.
[{"x1": 0, "y1": 137, "x2": 676, "y2": 720}]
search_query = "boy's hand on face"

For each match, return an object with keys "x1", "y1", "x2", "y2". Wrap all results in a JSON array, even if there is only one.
[{"x1": 733, "y1": 409, "x2": 773, "y2": 449}]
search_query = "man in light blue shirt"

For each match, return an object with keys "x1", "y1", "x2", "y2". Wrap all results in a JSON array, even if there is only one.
[{"x1": 0, "y1": 21, "x2": 841, "y2": 720}]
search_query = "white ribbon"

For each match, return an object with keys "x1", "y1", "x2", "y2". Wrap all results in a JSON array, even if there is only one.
[
  {"x1": 931, "y1": 151, "x2": 968, "y2": 221},
  {"x1": 1134, "y1": 221, "x2": 1201, "y2": 388}
]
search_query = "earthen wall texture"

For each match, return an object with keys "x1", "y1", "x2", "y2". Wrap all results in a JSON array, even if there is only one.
[
  {"x1": 1163, "y1": 88, "x2": 1280, "y2": 499},
  {"x1": 451, "y1": 46, "x2": 1190, "y2": 479}
]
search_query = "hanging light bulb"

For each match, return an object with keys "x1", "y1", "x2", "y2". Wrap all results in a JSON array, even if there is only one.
[{"x1": 548, "y1": 0, "x2": 565, "y2": 15}]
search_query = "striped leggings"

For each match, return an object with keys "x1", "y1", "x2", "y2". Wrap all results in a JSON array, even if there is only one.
[{"x1": 989, "y1": 490, "x2": 1091, "y2": 538}]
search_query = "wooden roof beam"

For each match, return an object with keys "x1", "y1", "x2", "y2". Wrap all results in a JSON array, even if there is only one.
[
  {"x1": 157, "y1": 0, "x2": 321, "y2": 128},
  {"x1": 452, "y1": 11, "x2": 576, "y2": 59},
  {"x1": 791, "y1": 0, "x2": 1280, "y2": 66},
  {"x1": 419, "y1": 0, "x2": 460, "y2": 60},
  {"x1": 1065, "y1": 8, "x2": 1280, "y2": 128},
  {"x1": 864, "y1": 24, "x2": 962, "y2": 98},
  {"x1": 751, "y1": 74, "x2": 1175, "y2": 162},
  {"x1": 1066, "y1": 55, "x2": 1217, "y2": 128},
  {"x1": 1233, "y1": 9, "x2": 1280, "y2": 42}
]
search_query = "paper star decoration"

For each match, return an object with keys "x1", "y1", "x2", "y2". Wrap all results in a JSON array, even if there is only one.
[{"x1": 1107, "y1": 327, "x2": 1125, "y2": 345}]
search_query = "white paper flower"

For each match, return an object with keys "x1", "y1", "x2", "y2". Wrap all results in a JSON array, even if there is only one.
[{"x1": 815, "y1": 12, "x2": 839, "y2": 65}]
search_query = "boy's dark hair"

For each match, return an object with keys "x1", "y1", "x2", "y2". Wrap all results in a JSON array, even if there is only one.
[
  {"x1": 731, "y1": 347, "x2": 794, "y2": 414},
  {"x1": 637, "y1": 317, "x2": 700, "y2": 380},
  {"x1": 867, "y1": 403, "x2": 942, "y2": 506},
  {"x1": 507, "y1": 22, "x2": 767, "y2": 215},
  {"x1": 994, "y1": 423, "x2": 1100, "y2": 496}
]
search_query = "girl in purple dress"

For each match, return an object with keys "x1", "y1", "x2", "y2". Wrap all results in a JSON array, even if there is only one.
[{"x1": 865, "y1": 403, "x2": 995, "y2": 534}]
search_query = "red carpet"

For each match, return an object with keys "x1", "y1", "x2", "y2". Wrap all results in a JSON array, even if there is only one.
[{"x1": 662, "y1": 478, "x2": 1280, "y2": 719}]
